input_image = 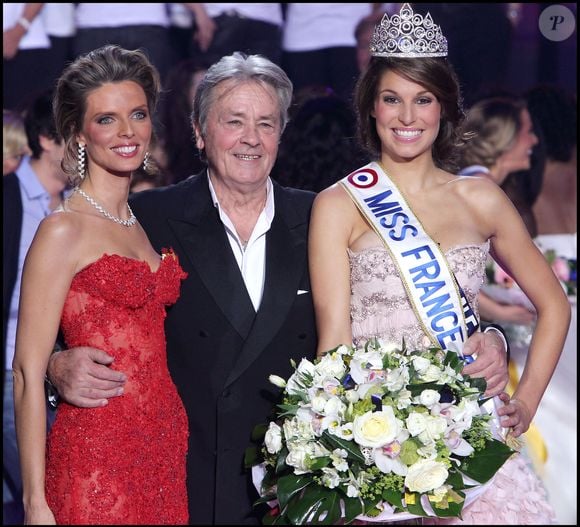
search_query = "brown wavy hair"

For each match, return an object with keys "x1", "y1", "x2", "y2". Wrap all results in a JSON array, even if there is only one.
[{"x1": 354, "y1": 56, "x2": 465, "y2": 173}]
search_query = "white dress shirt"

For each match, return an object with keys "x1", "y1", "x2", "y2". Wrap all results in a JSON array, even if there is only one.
[{"x1": 208, "y1": 176, "x2": 275, "y2": 311}]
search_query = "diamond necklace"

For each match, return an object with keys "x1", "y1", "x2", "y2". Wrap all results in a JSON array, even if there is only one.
[{"x1": 75, "y1": 187, "x2": 137, "y2": 227}]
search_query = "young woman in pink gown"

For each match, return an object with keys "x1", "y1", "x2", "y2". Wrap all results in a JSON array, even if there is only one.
[{"x1": 308, "y1": 4, "x2": 570, "y2": 524}]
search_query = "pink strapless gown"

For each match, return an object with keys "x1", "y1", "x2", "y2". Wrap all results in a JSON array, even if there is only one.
[{"x1": 349, "y1": 242, "x2": 556, "y2": 525}]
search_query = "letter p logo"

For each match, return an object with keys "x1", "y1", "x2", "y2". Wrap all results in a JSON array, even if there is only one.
[{"x1": 539, "y1": 5, "x2": 576, "y2": 41}]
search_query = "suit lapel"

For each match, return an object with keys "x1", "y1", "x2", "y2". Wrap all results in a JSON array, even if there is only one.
[
  {"x1": 225, "y1": 186, "x2": 308, "y2": 387},
  {"x1": 168, "y1": 176, "x2": 256, "y2": 340}
]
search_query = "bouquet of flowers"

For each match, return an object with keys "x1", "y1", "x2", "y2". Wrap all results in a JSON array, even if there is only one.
[{"x1": 246, "y1": 339, "x2": 515, "y2": 525}]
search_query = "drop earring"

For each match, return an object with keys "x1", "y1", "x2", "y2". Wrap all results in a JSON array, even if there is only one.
[{"x1": 77, "y1": 143, "x2": 86, "y2": 180}]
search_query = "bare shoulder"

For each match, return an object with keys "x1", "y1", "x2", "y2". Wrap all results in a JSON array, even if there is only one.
[
  {"x1": 28, "y1": 209, "x2": 84, "y2": 270},
  {"x1": 37, "y1": 208, "x2": 82, "y2": 246},
  {"x1": 446, "y1": 174, "x2": 508, "y2": 209},
  {"x1": 313, "y1": 182, "x2": 357, "y2": 216}
]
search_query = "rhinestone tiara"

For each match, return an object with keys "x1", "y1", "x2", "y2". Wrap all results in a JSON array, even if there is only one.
[{"x1": 370, "y1": 3, "x2": 448, "y2": 58}]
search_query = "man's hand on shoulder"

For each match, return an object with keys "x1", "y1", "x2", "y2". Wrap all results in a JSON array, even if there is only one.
[{"x1": 47, "y1": 347, "x2": 127, "y2": 408}]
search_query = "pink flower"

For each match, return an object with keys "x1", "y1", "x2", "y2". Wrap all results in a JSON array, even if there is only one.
[
  {"x1": 494, "y1": 264, "x2": 515, "y2": 288},
  {"x1": 551, "y1": 257, "x2": 570, "y2": 281}
]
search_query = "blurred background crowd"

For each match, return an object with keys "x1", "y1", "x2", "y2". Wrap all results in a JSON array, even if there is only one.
[
  {"x1": 3, "y1": 3, "x2": 576, "y2": 187},
  {"x1": 3, "y1": 2, "x2": 577, "y2": 525}
]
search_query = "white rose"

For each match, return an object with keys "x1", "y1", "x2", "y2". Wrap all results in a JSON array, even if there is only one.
[
  {"x1": 311, "y1": 394, "x2": 328, "y2": 414},
  {"x1": 405, "y1": 459, "x2": 449, "y2": 493},
  {"x1": 264, "y1": 422, "x2": 283, "y2": 454},
  {"x1": 283, "y1": 415, "x2": 314, "y2": 442},
  {"x1": 353, "y1": 408, "x2": 402, "y2": 448},
  {"x1": 396, "y1": 388, "x2": 413, "y2": 409},
  {"x1": 418, "y1": 416, "x2": 448, "y2": 444},
  {"x1": 412, "y1": 357, "x2": 431, "y2": 373},
  {"x1": 418, "y1": 389, "x2": 441, "y2": 408},
  {"x1": 385, "y1": 367, "x2": 409, "y2": 392},
  {"x1": 315, "y1": 352, "x2": 347, "y2": 380},
  {"x1": 324, "y1": 396, "x2": 346, "y2": 417},
  {"x1": 420, "y1": 364, "x2": 443, "y2": 383},
  {"x1": 286, "y1": 443, "x2": 310, "y2": 474},
  {"x1": 406, "y1": 412, "x2": 427, "y2": 436}
]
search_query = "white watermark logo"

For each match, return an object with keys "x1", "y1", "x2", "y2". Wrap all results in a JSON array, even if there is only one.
[{"x1": 539, "y1": 4, "x2": 576, "y2": 42}]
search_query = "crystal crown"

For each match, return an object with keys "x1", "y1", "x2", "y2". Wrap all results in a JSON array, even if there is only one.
[{"x1": 370, "y1": 3, "x2": 448, "y2": 58}]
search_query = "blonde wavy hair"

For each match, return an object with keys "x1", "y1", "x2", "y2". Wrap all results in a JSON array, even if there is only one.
[
  {"x1": 3, "y1": 109, "x2": 29, "y2": 163},
  {"x1": 459, "y1": 97, "x2": 526, "y2": 170}
]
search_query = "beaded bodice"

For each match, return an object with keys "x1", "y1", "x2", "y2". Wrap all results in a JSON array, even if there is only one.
[{"x1": 349, "y1": 242, "x2": 489, "y2": 349}]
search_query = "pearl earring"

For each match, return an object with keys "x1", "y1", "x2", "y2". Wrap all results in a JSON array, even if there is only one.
[{"x1": 143, "y1": 151, "x2": 150, "y2": 171}]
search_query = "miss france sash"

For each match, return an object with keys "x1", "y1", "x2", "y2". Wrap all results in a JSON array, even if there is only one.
[{"x1": 341, "y1": 162, "x2": 479, "y2": 356}]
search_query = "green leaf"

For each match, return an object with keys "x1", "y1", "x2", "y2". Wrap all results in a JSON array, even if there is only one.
[
  {"x1": 405, "y1": 494, "x2": 428, "y2": 517},
  {"x1": 277, "y1": 403, "x2": 299, "y2": 417},
  {"x1": 446, "y1": 468, "x2": 464, "y2": 490},
  {"x1": 321, "y1": 431, "x2": 365, "y2": 464},
  {"x1": 275, "y1": 447, "x2": 289, "y2": 474},
  {"x1": 309, "y1": 456, "x2": 331, "y2": 471},
  {"x1": 468, "y1": 376, "x2": 487, "y2": 394},
  {"x1": 277, "y1": 474, "x2": 313, "y2": 510},
  {"x1": 254, "y1": 493, "x2": 278, "y2": 506},
  {"x1": 251, "y1": 422, "x2": 269, "y2": 441},
  {"x1": 431, "y1": 493, "x2": 465, "y2": 518},
  {"x1": 381, "y1": 487, "x2": 404, "y2": 510},
  {"x1": 286, "y1": 487, "x2": 342, "y2": 525},
  {"x1": 342, "y1": 496, "x2": 365, "y2": 524},
  {"x1": 361, "y1": 496, "x2": 382, "y2": 516},
  {"x1": 244, "y1": 445, "x2": 261, "y2": 468},
  {"x1": 460, "y1": 439, "x2": 514, "y2": 483},
  {"x1": 444, "y1": 350, "x2": 462, "y2": 371}
]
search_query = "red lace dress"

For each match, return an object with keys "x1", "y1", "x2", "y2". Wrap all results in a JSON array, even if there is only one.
[{"x1": 45, "y1": 251, "x2": 189, "y2": 525}]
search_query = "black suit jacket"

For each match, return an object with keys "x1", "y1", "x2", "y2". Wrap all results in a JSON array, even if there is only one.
[
  {"x1": 130, "y1": 173, "x2": 318, "y2": 524},
  {"x1": 3, "y1": 173, "x2": 23, "y2": 390}
]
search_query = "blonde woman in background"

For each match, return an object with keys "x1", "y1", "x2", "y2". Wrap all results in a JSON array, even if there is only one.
[
  {"x1": 3, "y1": 109, "x2": 30, "y2": 175},
  {"x1": 458, "y1": 96, "x2": 539, "y2": 325}
]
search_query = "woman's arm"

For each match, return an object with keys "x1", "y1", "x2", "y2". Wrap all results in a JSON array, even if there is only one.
[
  {"x1": 481, "y1": 185, "x2": 571, "y2": 436},
  {"x1": 12, "y1": 214, "x2": 78, "y2": 524},
  {"x1": 308, "y1": 186, "x2": 358, "y2": 356}
]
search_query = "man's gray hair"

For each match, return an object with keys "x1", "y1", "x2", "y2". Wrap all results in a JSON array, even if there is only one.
[{"x1": 192, "y1": 52, "x2": 293, "y2": 141}]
